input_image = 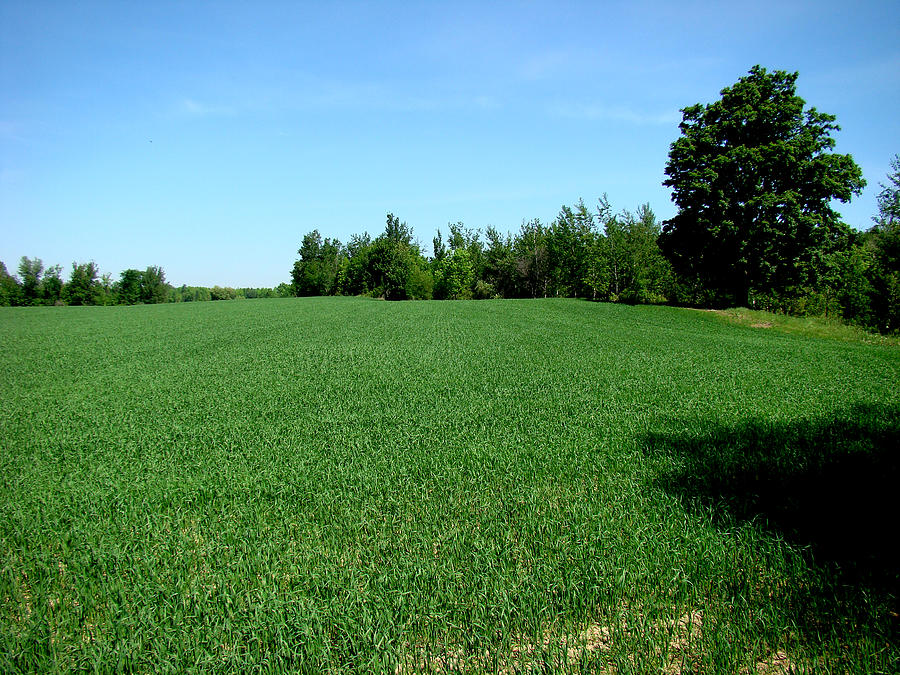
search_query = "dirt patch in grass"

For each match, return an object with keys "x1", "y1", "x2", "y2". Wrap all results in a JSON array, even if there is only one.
[
  {"x1": 397, "y1": 608, "x2": 795, "y2": 674},
  {"x1": 749, "y1": 650, "x2": 793, "y2": 675}
]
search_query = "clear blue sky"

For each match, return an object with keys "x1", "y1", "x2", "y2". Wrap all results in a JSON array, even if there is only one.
[{"x1": 2, "y1": 1, "x2": 898, "y2": 288}]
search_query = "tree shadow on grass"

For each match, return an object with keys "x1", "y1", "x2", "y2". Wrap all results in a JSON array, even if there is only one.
[{"x1": 643, "y1": 403, "x2": 899, "y2": 619}]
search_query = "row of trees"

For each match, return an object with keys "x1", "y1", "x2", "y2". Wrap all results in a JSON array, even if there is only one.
[
  {"x1": 0, "y1": 260, "x2": 159, "y2": 307},
  {"x1": 0, "y1": 259, "x2": 290, "y2": 307},
  {"x1": 291, "y1": 201, "x2": 674, "y2": 303}
]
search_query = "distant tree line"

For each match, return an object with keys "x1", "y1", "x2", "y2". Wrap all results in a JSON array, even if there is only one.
[
  {"x1": 169, "y1": 284, "x2": 293, "y2": 302},
  {"x1": 291, "y1": 201, "x2": 674, "y2": 303},
  {"x1": 0, "y1": 260, "x2": 290, "y2": 307}
]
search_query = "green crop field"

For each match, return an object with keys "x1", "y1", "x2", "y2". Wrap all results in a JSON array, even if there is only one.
[{"x1": 1, "y1": 297, "x2": 897, "y2": 673}]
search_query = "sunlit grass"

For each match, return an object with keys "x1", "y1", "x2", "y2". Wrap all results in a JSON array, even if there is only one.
[{"x1": 1, "y1": 298, "x2": 897, "y2": 673}]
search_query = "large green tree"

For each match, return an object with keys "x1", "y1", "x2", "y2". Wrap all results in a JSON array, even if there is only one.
[
  {"x1": 660, "y1": 66, "x2": 865, "y2": 307},
  {"x1": 433, "y1": 223, "x2": 482, "y2": 299}
]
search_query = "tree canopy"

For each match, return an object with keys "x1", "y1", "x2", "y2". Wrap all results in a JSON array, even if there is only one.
[{"x1": 660, "y1": 66, "x2": 865, "y2": 307}]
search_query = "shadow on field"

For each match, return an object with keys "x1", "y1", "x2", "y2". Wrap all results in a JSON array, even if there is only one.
[{"x1": 643, "y1": 403, "x2": 900, "y2": 599}]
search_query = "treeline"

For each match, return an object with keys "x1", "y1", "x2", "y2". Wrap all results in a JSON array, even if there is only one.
[
  {"x1": 289, "y1": 187, "x2": 900, "y2": 333},
  {"x1": 169, "y1": 284, "x2": 293, "y2": 302},
  {"x1": 292, "y1": 200, "x2": 673, "y2": 303},
  {"x1": 0, "y1": 259, "x2": 289, "y2": 307}
]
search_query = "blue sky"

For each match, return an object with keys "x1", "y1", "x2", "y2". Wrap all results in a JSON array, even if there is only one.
[{"x1": 2, "y1": 1, "x2": 898, "y2": 288}]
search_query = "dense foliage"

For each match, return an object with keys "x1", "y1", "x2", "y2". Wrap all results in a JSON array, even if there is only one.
[
  {"x1": 1, "y1": 298, "x2": 897, "y2": 672},
  {"x1": 661, "y1": 66, "x2": 866, "y2": 308},
  {"x1": 290, "y1": 199, "x2": 674, "y2": 304}
]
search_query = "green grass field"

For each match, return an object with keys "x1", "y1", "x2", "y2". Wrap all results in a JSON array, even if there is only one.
[{"x1": 1, "y1": 298, "x2": 898, "y2": 673}]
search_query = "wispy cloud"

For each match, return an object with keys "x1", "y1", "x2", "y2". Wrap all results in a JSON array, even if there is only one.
[{"x1": 548, "y1": 102, "x2": 680, "y2": 126}]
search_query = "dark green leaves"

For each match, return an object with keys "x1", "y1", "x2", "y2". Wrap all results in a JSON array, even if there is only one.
[{"x1": 661, "y1": 66, "x2": 865, "y2": 307}]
